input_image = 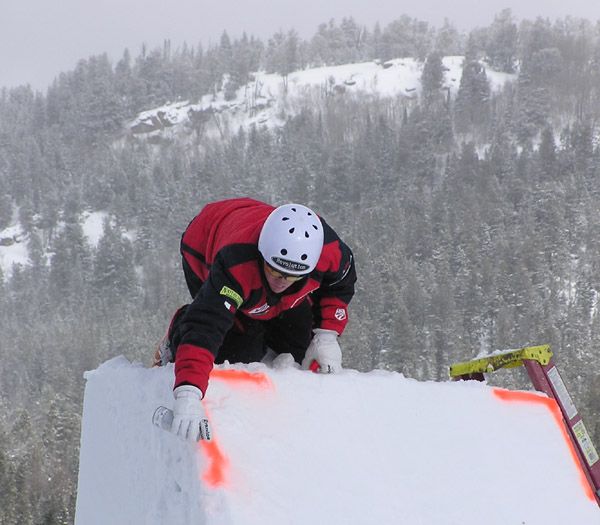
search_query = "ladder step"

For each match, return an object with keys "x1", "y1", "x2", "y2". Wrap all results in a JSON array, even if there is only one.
[{"x1": 449, "y1": 345, "x2": 552, "y2": 378}]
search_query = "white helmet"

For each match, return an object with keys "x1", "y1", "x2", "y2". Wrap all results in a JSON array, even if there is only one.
[{"x1": 258, "y1": 204, "x2": 324, "y2": 275}]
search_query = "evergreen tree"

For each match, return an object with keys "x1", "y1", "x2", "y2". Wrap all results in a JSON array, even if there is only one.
[
  {"x1": 434, "y1": 19, "x2": 463, "y2": 56},
  {"x1": 339, "y1": 17, "x2": 364, "y2": 62},
  {"x1": 115, "y1": 49, "x2": 135, "y2": 112},
  {"x1": 538, "y1": 126, "x2": 557, "y2": 180},
  {"x1": 421, "y1": 51, "x2": 444, "y2": 102},
  {"x1": 454, "y1": 59, "x2": 491, "y2": 133},
  {"x1": 48, "y1": 215, "x2": 91, "y2": 303},
  {"x1": 0, "y1": 193, "x2": 11, "y2": 229},
  {"x1": 83, "y1": 54, "x2": 124, "y2": 142},
  {"x1": 368, "y1": 22, "x2": 384, "y2": 59},
  {"x1": 381, "y1": 15, "x2": 434, "y2": 61},
  {"x1": 485, "y1": 9, "x2": 518, "y2": 73},
  {"x1": 93, "y1": 218, "x2": 137, "y2": 301},
  {"x1": 265, "y1": 30, "x2": 301, "y2": 90},
  {"x1": 0, "y1": 444, "x2": 18, "y2": 524}
]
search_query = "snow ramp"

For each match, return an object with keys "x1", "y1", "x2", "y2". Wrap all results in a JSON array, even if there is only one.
[{"x1": 75, "y1": 356, "x2": 600, "y2": 524}]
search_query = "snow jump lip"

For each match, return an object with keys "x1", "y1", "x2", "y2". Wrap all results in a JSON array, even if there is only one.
[
  {"x1": 492, "y1": 388, "x2": 596, "y2": 502},
  {"x1": 201, "y1": 373, "x2": 597, "y2": 497}
]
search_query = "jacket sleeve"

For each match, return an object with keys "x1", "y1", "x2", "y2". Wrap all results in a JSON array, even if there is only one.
[
  {"x1": 174, "y1": 256, "x2": 244, "y2": 395},
  {"x1": 312, "y1": 221, "x2": 357, "y2": 335}
]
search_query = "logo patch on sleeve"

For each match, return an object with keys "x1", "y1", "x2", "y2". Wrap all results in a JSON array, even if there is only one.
[
  {"x1": 335, "y1": 308, "x2": 347, "y2": 321},
  {"x1": 220, "y1": 286, "x2": 243, "y2": 308},
  {"x1": 224, "y1": 300, "x2": 235, "y2": 313}
]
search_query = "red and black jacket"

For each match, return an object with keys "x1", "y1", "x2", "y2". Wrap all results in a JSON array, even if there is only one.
[{"x1": 174, "y1": 198, "x2": 356, "y2": 395}]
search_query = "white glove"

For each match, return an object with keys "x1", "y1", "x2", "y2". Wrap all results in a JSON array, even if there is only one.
[
  {"x1": 171, "y1": 385, "x2": 211, "y2": 443},
  {"x1": 302, "y1": 328, "x2": 342, "y2": 373}
]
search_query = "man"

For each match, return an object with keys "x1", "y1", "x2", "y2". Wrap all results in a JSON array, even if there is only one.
[{"x1": 156, "y1": 197, "x2": 356, "y2": 442}]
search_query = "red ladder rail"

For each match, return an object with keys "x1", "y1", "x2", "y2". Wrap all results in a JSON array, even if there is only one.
[{"x1": 523, "y1": 358, "x2": 600, "y2": 505}]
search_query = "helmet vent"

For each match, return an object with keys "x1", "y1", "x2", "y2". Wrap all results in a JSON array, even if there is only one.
[
  {"x1": 313, "y1": 224, "x2": 318, "y2": 230},
  {"x1": 291, "y1": 207, "x2": 297, "y2": 212},
  {"x1": 289, "y1": 227, "x2": 295, "y2": 234},
  {"x1": 281, "y1": 249, "x2": 288, "y2": 255},
  {"x1": 305, "y1": 231, "x2": 309, "y2": 238},
  {"x1": 282, "y1": 217, "x2": 289, "y2": 221},
  {"x1": 301, "y1": 254, "x2": 308, "y2": 260}
]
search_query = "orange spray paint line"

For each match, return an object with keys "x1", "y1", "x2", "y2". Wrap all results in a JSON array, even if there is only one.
[
  {"x1": 493, "y1": 388, "x2": 596, "y2": 502},
  {"x1": 198, "y1": 369, "x2": 274, "y2": 488},
  {"x1": 198, "y1": 439, "x2": 229, "y2": 488},
  {"x1": 210, "y1": 369, "x2": 273, "y2": 389},
  {"x1": 197, "y1": 401, "x2": 230, "y2": 488}
]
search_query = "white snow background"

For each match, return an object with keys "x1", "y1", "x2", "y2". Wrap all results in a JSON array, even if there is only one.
[{"x1": 75, "y1": 356, "x2": 600, "y2": 525}]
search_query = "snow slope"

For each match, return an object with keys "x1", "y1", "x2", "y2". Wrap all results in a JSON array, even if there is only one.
[
  {"x1": 75, "y1": 356, "x2": 600, "y2": 525},
  {"x1": 0, "y1": 222, "x2": 28, "y2": 278},
  {"x1": 128, "y1": 56, "x2": 515, "y2": 141},
  {"x1": 0, "y1": 210, "x2": 119, "y2": 280}
]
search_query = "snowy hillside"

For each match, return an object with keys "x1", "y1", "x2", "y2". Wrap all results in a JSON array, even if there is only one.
[
  {"x1": 0, "y1": 56, "x2": 514, "y2": 282},
  {"x1": 0, "y1": 222, "x2": 28, "y2": 276},
  {"x1": 128, "y1": 56, "x2": 515, "y2": 140},
  {"x1": 76, "y1": 357, "x2": 600, "y2": 524},
  {"x1": 0, "y1": 210, "x2": 118, "y2": 279}
]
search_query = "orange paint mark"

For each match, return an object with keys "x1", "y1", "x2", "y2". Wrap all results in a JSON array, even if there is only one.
[
  {"x1": 493, "y1": 388, "x2": 554, "y2": 407},
  {"x1": 196, "y1": 370, "x2": 271, "y2": 489},
  {"x1": 197, "y1": 403, "x2": 230, "y2": 488},
  {"x1": 210, "y1": 369, "x2": 273, "y2": 389},
  {"x1": 492, "y1": 388, "x2": 596, "y2": 502},
  {"x1": 199, "y1": 439, "x2": 229, "y2": 488}
]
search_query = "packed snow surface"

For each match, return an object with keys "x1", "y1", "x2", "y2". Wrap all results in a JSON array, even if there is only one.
[{"x1": 76, "y1": 356, "x2": 600, "y2": 524}]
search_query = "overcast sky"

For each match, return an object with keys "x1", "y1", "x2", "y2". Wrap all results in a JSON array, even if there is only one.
[{"x1": 2, "y1": 0, "x2": 600, "y2": 91}]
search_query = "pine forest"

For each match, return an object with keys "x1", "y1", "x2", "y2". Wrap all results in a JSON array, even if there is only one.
[{"x1": 1, "y1": 10, "x2": 600, "y2": 523}]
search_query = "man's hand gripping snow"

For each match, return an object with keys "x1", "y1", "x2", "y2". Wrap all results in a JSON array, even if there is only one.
[
  {"x1": 171, "y1": 385, "x2": 211, "y2": 442},
  {"x1": 302, "y1": 328, "x2": 342, "y2": 373}
]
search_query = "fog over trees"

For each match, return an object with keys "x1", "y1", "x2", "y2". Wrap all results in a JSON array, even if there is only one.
[{"x1": 2, "y1": 9, "x2": 600, "y2": 522}]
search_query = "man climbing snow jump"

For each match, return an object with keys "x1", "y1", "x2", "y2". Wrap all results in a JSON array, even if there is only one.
[{"x1": 154, "y1": 197, "x2": 356, "y2": 442}]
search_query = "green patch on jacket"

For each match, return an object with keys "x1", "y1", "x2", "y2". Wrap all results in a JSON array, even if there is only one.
[{"x1": 220, "y1": 286, "x2": 243, "y2": 308}]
